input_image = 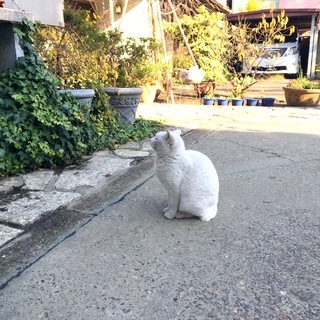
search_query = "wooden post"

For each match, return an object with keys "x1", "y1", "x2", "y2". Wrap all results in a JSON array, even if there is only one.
[
  {"x1": 109, "y1": 0, "x2": 114, "y2": 25},
  {"x1": 156, "y1": 0, "x2": 174, "y2": 103},
  {"x1": 166, "y1": 0, "x2": 198, "y2": 67},
  {"x1": 118, "y1": 0, "x2": 129, "y2": 30}
]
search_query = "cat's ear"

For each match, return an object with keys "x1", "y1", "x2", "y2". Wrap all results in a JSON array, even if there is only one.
[
  {"x1": 165, "y1": 130, "x2": 172, "y2": 141},
  {"x1": 175, "y1": 129, "x2": 182, "y2": 136}
]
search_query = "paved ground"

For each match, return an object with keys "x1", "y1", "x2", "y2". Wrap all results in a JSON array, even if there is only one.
[{"x1": 0, "y1": 80, "x2": 320, "y2": 319}]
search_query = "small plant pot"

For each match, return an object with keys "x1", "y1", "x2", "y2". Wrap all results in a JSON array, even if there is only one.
[
  {"x1": 231, "y1": 98, "x2": 244, "y2": 106},
  {"x1": 246, "y1": 98, "x2": 260, "y2": 106},
  {"x1": 203, "y1": 97, "x2": 215, "y2": 105},
  {"x1": 217, "y1": 98, "x2": 229, "y2": 106},
  {"x1": 141, "y1": 85, "x2": 158, "y2": 103},
  {"x1": 261, "y1": 97, "x2": 276, "y2": 106}
]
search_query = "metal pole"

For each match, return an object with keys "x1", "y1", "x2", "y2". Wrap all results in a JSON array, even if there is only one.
[{"x1": 307, "y1": 13, "x2": 316, "y2": 78}]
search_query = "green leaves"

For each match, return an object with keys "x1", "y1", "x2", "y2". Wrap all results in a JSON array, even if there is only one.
[{"x1": 0, "y1": 19, "x2": 162, "y2": 177}]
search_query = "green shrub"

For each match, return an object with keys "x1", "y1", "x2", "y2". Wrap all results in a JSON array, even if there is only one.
[
  {"x1": 0, "y1": 19, "x2": 162, "y2": 177},
  {"x1": 288, "y1": 77, "x2": 320, "y2": 89},
  {"x1": 34, "y1": 5, "x2": 167, "y2": 88},
  {"x1": 164, "y1": 6, "x2": 230, "y2": 83}
]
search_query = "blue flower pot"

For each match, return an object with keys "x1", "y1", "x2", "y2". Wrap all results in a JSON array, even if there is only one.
[
  {"x1": 217, "y1": 98, "x2": 229, "y2": 106},
  {"x1": 231, "y1": 98, "x2": 244, "y2": 106},
  {"x1": 246, "y1": 98, "x2": 260, "y2": 106},
  {"x1": 261, "y1": 97, "x2": 276, "y2": 106},
  {"x1": 203, "y1": 97, "x2": 215, "y2": 105}
]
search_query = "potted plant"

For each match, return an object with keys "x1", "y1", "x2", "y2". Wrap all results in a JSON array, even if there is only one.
[
  {"x1": 195, "y1": 79, "x2": 216, "y2": 98},
  {"x1": 35, "y1": 6, "x2": 162, "y2": 123},
  {"x1": 104, "y1": 35, "x2": 165, "y2": 122},
  {"x1": 34, "y1": 12, "x2": 109, "y2": 108},
  {"x1": 283, "y1": 76, "x2": 320, "y2": 106},
  {"x1": 217, "y1": 96, "x2": 229, "y2": 106},
  {"x1": 131, "y1": 60, "x2": 169, "y2": 104},
  {"x1": 201, "y1": 84, "x2": 215, "y2": 105},
  {"x1": 203, "y1": 96, "x2": 215, "y2": 105},
  {"x1": 231, "y1": 97, "x2": 244, "y2": 106},
  {"x1": 245, "y1": 98, "x2": 260, "y2": 106}
]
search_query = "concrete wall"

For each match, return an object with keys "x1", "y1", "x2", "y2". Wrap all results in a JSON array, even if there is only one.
[{"x1": 4, "y1": 0, "x2": 64, "y2": 26}]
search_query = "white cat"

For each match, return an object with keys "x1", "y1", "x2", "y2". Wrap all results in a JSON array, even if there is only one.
[{"x1": 150, "y1": 129, "x2": 219, "y2": 221}]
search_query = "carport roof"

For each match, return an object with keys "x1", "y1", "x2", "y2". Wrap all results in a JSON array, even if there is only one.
[{"x1": 226, "y1": 8, "x2": 320, "y2": 31}]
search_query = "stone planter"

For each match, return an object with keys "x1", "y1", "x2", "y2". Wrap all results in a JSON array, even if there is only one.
[
  {"x1": 104, "y1": 87, "x2": 143, "y2": 124},
  {"x1": 140, "y1": 85, "x2": 158, "y2": 103},
  {"x1": 58, "y1": 89, "x2": 95, "y2": 107},
  {"x1": 283, "y1": 86, "x2": 320, "y2": 106}
]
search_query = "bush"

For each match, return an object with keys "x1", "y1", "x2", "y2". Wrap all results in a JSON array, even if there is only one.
[
  {"x1": 0, "y1": 19, "x2": 162, "y2": 177},
  {"x1": 288, "y1": 77, "x2": 320, "y2": 89},
  {"x1": 164, "y1": 6, "x2": 230, "y2": 83},
  {"x1": 34, "y1": 5, "x2": 167, "y2": 88}
]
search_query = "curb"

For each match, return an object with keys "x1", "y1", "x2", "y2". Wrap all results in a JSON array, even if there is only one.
[{"x1": 0, "y1": 148, "x2": 155, "y2": 289}]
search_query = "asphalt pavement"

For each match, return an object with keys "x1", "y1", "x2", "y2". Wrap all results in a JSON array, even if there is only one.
[{"x1": 0, "y1": 84, "x2": 320, "y2": 319}]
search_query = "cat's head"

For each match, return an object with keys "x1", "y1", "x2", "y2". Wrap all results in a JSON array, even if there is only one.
[{"x1": 150, "y1": 129, "x2": 184, "y2": 156}]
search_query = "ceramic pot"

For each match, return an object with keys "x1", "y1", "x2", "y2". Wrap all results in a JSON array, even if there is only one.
[
  {"x1": 283, "y1": 87, "x2": 320, "y2": 106},
  {"x1": 140, "y1": 85, "x2": 158, "y2": 103}
]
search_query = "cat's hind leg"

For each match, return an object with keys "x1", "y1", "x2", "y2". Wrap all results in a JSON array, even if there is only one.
[
  {"x1": 198, "y1": 205, "x2": 218, "y2": 222},
  {"x1": 175, "y1": 211, "x2": 195, "y2": 219}
]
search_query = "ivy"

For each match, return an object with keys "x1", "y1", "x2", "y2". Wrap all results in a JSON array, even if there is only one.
[{"x1": 0, "y1": 19, "x2": 162, "y2": 177}]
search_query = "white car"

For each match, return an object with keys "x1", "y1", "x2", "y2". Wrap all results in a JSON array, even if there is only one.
[{"x1": 243, "y1": 30, "x2": 300, "y2": 76}]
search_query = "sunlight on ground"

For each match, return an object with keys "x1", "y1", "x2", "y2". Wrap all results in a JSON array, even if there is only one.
[{"x1": 137, "y1": 103, "x2": 320, "y2": 136}]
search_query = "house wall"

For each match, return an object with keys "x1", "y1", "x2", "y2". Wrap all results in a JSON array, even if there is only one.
[
  {"x1": 280, "y1": 0, "x2": 320, "y2": 9},
  {"x1": 231, "y1": 0, "x2": 320, "y2": 13},
  {"x1": 94, "y1": 0, "x2": 159, "y2": 39},
  {"x1": 231, "y1": 0, "x2": 279, "y2": 12},
  {"x1": 4, "y1": 0, "x2": 64, "y2": 26}
]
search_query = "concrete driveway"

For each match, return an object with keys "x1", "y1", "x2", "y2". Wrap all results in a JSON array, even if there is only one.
[{"x1": 0, "y1": 101, "x2": 319, "y2": 319}]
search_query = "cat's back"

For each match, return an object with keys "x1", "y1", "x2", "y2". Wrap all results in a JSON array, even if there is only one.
[{"x1": 185, "y1": 149, "x2": 216, "y2": 171}]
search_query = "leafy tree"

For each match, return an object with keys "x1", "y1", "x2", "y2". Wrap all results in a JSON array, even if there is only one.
[
  {"x1": 227, "y1": 9, "x2": 295, "y2": 97},
  {"x1": 164, "y1": 6, "x2": 230, "y2": 83},
  {"x1": 164, "y1": 7, "x2": 294, "y2": 97}
]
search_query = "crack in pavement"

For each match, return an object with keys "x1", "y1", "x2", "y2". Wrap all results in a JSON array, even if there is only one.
[{"x1": 214, "y1": 137, "x2": 298, "y2": 163}]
